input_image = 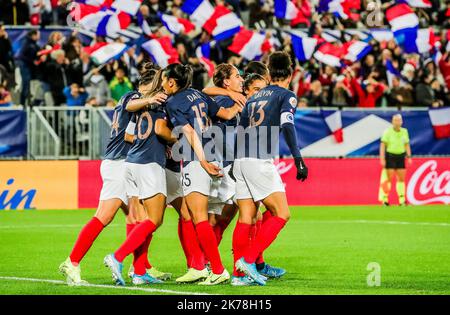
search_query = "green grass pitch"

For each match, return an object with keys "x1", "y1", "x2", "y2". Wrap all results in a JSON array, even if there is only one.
[{"x1": 0, "y1": 205, "x2": 449, "y2": 295}]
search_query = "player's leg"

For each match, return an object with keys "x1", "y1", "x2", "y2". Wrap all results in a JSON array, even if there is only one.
[
  {"x1": 214, "y1": 203, "x2": 238, "y2": 245},
  {"x1": 182, "y1": 161, "x2": 229, "y2": 285},
  {"x1": 396, "y1": 168, "x2": 407, "y2": 205},
  {"x1": 378, "y1": 168, "x2": 390, "y2": 205},
  {"x1": 386, "y1": 168, "x2": 396, "y2": 206}
]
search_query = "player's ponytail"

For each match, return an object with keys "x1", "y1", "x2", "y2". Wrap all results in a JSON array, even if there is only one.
[{"x1": 163, "y1": 63, "x2": 193, "y2": 92}]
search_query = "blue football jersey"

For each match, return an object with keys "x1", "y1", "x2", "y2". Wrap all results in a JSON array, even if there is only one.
[
  {"x1": 212, "y1": 95, "x2": 239, "y2": 167},
  {"x1": 238, "y1": 85, "x2": 297, "y2": 159},
  {"x1": 125, "y1": 107, "x2": 168, "y2": 167},
  {"x1": 165, "y1": 88, "x2": 221, "y2": 164},
  {"x1": 104, "y1": 91, "x2": 140, "y2": 160}
]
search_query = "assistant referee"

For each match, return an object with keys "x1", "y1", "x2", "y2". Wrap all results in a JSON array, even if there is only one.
[{"x1": 379, "y1": 114, "x2": 412, "y2": 206}]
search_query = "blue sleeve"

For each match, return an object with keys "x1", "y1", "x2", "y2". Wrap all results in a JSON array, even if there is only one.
[
  {"x1": 204, "y1": 94, "x2": 221, "y2": 118},
  {"x1": 239, "y1": 104, "x2": 250, "y2": 129},
  {"x1": 216, "y1": 96, "x2": 235, "y2": 109},
  {"x1": 63, "y1": 86, "x2": 71, "y2": 98},
  {"x1": 280, "y1": 90, "x2": 298, "y2": 114},
  {"x1": 282, "y1": 123, "x2": 301, "y2": 158},
  {"x1": 167, "y1": 99, "x2": 189, "y2": 127}
]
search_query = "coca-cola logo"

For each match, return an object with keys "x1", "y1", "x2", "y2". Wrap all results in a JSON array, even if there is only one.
[
  {"x1": 407, "y1": 160, "x2": 450, "y2": 205},
  {"x1": 275, "y1": 160, "x2": 294, "y2": 175}
]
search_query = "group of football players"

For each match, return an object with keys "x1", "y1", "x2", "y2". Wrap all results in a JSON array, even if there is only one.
[{"x1": 59, "y1": 51, "x2": 308, "y2": 287}]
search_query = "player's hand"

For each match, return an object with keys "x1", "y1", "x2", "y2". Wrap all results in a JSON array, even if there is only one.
[
  {"x1": 228, "y1": 162, "x2": 236, "y2": 182},
  {"x1": 200, "y1": 160, "x2": 223, "y2": 178},
  {"x1": 228, "y1": 91, "x2": 246, "y2": 108},
  {"x1": 148, "y1": 92, "x2": 167, "y2": 106},
  {"x1": 294, "y1": 157, "x2": 308, "y2": 182},
  {"x1": 380, "y1": 159, "x2": 386, "y2": 167}
]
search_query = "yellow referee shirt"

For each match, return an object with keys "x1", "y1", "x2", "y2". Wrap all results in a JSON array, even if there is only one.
[{"x1": 381, "y1": 127, "x2": 410, "y2": 154}]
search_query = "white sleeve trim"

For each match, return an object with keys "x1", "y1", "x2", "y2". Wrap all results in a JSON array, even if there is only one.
[{"x1": 280, "y1": 112, "x2": 294, "y2": 126}]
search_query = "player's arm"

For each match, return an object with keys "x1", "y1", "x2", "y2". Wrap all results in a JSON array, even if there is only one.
[
  {"x1": 215, "y1": 104, "x2": 242, "y2": 120},
  {"x1": 181, "y1": 124, "x2": 222, "y2": 177},
  {"x1": 126, "y1": 93, "x2": 167, "y2": 112},
  {"x1": 405, "y1": 130, "x2": 412, "y2": 165},
  {"x1": 155, "y1": 118, "x2": 177, "y2": 143},
  {"x1": 280, "y1": 94, "x2": 308, "y2": 181},
  {"x1": 202, "y1": 86, "x2": 246, "y2": 107}
]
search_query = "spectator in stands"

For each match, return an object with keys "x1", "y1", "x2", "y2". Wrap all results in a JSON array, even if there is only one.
[
  {"x1": 351, "y1": 71, "x2": 386, "y2": 108},
  {"x1": 0, "y1": 23, "x2": 14, "y2": 74},
  {"x1": 109, "y1": 68, "x2": 133, "y2": 102},
  {"x1": 0, "y1": 83, "x2": 12, "y2": 107},
  {"x1": 44, "y1": 49, "x2": 69, "y2": 105},
  {"x1": 16, "y1": 29, "x2": 41, "y2": 106},
  {"x1": 63, "y1": 83, "x2": 88, "y2": 107},
  {"x1": 387, "y1": 77, "x2": 414, "y2": 109},
  {"x1": 415, "y1": 72, "x2": 436, "y2": 107},
  {"x1": 84, "y1": 67, "x2": 110, "y2": 106},
  {"x1": 331, "y1": 75, "x2": 353, "y2": 107},
  {"x1": 430, "y1": 78, "x2": 447, "y2": 107},
  {"x1": 303, "y1": 80, "x2": 328, "y2": 107},
  {"x1": 0, "y1": 0, "x2": 30, "y2": 25}
]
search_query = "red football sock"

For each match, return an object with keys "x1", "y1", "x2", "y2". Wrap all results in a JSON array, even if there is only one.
[
  {"x1": 244, "y1": 216, "x2": 287, "y2": 264},
  {"x1": 195, "y1": 220, "x2": 224, "y2": 274},
  {"x1": 133, "y1": 233, "x2": 153, "y2": 275},
  {"x1": 182, "y1": 219, "x2": 206, "y2": 270},
  {"x1": 262, "y1": 210, "x2": 273, "y2": 222},
  {"x1": 126, "y1": 223, "x2": 136, "y2": 236},
  {"x1": 214, "y1": 220, "x2": 231, "y2": 246},
  {"x1": 69, "y1": 217, "x2": 104, "y2": 265},
  {"x1": 114, "y1": 220, "x2": 156, "y2": 262},
  {"x1": 254, "y1": 218, "x2": 265, "y2": 264},
  {"x1": 232, "y1": 222, "x2": 251, "y2": 277},
  {"x1": 178, "y1": 218, "x2": 190, "y2": 268}
]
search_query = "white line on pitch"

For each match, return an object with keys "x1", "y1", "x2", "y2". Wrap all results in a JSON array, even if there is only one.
[
  {"x1": 0, "y1": 276, "x2": 213, "y2": 295},
  {"x1": 303, "y1": 220, "x2": 450, "y2": 227}
]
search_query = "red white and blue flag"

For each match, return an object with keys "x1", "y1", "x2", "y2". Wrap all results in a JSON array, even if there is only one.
[
  {"x1": 403, "y1": 28, "x2": 436, "y2": 54},
  {"x1": 73, "y1": 5, "x2": 131, "y2": 37},
  {"x1": 318, "y1": 0, "x2": 360, "y2": 20},
  {"x1": 313, "y1": 43, "x2": 343, "y2": 67},
  {"x1": 290, "y1": 31, "x2": 317, "y2": 62},
  {"x1": 428, "y1": 107, "x2": 450, "y2": 139},
  {"x1": 274, "y1": 0, "x2": 300, "y2": 20},
  {"x1": 196, "y1": 42, "x2": 215, "y2": 77},
  {"x1": 111, "y1": 0, "x2": 142, "y2": 16},
  {"x1": 321, "y1": 109, "x2": 344, "y2": 143},
  {"x1": 159, "y1": 13, "x2": 195, "y2": 35},
  {"x1": 181, "y1": 1, "x2": 242, "y2": 40},
  {"x1": 142, "y1": 37, "x2": 180, "y2": 68},
  {"x1": 228, "y1": 28, "x2": 271, "y2": 60},
  {"x1": 386, "y1": 4, "x2": 419, "y2": 35},
  {"x1": 397, "y1": 0, "x2": 432, "y2": 8},
  {"x1": 385, "y1": 59, "x2": 407, "y2": 87},
  {"x1": 341, "y1": 40, "x2": 372, "y2": 62},
  {"x1": 84, "y1": 42, "x2": 129, "y2": 64}
]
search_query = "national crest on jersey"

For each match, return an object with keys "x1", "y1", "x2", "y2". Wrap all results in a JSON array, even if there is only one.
[{"x1": 104, "y1": 91, "x2": 140, "y2": 160}]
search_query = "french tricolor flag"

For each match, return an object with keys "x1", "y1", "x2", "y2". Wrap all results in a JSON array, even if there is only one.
[
  {"x1": 318, "y1": 0, "x2": 360, "y2": 20},
  {"x1": 397, "y1": 0, "x2": 432, "y2": 8},
  {"x1": 111, "y1": 0, "x2": 142, "y2": 16},
  {"x1": 313, "y1": 43, "x2": 343, "y2": 67},
  {"x1": 142, "y1": 37, "x2": 180, "y2": 68},
  {"x1": 84, "y1": 42, "x2": 129, "y2": 64},
  {"x1": 321, "y1": 109, "x2": 344, "y2": 143},
  {"x1": 74, "y1": 7, "x2": 131, "y2": 37},
  {"x1": 290, "y1": 31, "x2": 317, "y2": 62},
  {"x1": 159, "y1": 13, "x2": 195, "y2": 35},
  {"x1": 428, "y1": 107, "x2": 450, "y2": 139},
  {"x1": 386, "y1": 4, "x2": 419, "y2": 37},
  {"x1": 196, "y1": 42, "x2": 215, "y2": 78},
  {"x1": 342, "y1": 40, "x2": 372, "y2": 62},
  {"x1": 385, "y1": 59, "x2": 405, "y2": 87},
  {"x1": 403, "y1": 28, "x2": 436, "y2": 54},
  {"x1": 228, "y1": 28, "x2": 271, "y2": 61},
  {"x1": 182, "y1": 1, "x2": 242, "y2": 40},
  {"x1": 274, "y1": 0, "x2": 300, "y2": 20}
]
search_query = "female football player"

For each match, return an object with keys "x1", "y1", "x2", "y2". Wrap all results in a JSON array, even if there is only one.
[
  {"x1": 161, "y1": 63, "x2": 241, "y2": 285},
  {"x1": 232, "y1": 52, "x2": 308, "y2": 286},
  {"x1": 103, "y1": 69, "x2": 176, "y2": 286}
]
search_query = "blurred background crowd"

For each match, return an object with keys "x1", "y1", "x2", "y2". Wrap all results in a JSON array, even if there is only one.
[{"x1": 0, "y1": 0, "x2": 449, "y2": 109}]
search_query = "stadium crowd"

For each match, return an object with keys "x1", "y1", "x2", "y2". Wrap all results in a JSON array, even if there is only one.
[{"x1": 0, "y1": 0, "x2": 449, "y2": 109}]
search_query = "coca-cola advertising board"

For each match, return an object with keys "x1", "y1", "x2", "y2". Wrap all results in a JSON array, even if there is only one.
[{"x1": 275, "y1": 158, "x2": 450, "y2": 206}]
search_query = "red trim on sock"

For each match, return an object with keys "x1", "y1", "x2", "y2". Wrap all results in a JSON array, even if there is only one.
[
  {"x1": 182, "y1": 219, "x2": 206, "y2": 271},
  {"x1": 195, "y1": 220, "x2": 224, "y2": 274},
  {"x1": 254, "y1": 218, "x2": 264, "y2": 264},
  {"x1": 126, "y1": 223, "x2": 136, "y2": 236},
  {"x1": 69, "y1": 217, "x2": 104, "y2": 265},
  {"x1": 244, "y1": 216, "x2": 286, "y2": 264}
]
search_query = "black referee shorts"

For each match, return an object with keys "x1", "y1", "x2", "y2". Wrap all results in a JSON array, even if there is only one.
[{"x1": 386, "y1": 152, "x2": 406, "y2": 169}]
